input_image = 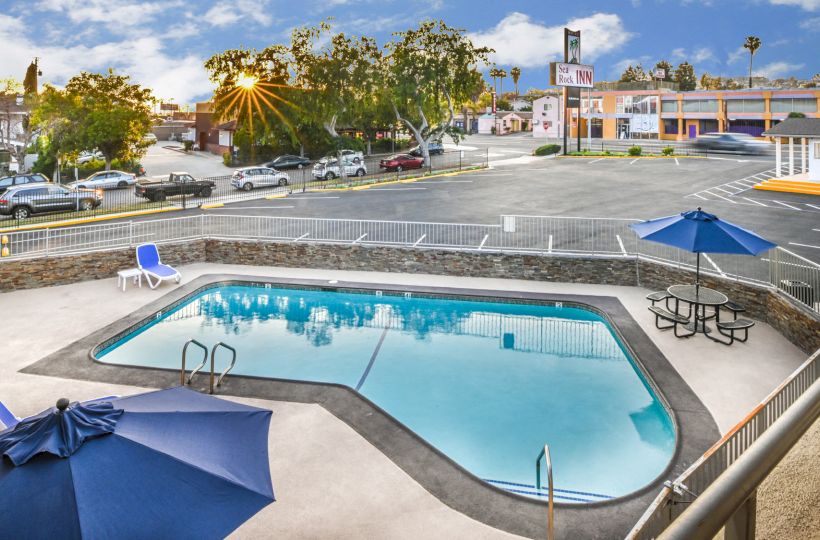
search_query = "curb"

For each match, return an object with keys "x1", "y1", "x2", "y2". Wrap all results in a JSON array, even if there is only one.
[
  {"x1": 0, "y1": 207, "x2": 181, "y2": 232},
  {"x1": 200, "y1": 203, "x2": 225, "y2": 209},
  {"x1": 557, "y1": 155, "x2": 706, "y2": 160}
]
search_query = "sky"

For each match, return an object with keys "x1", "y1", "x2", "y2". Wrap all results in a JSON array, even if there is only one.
[{"x1": 1, "y1": 0, "x2": 818, "y2": 104}]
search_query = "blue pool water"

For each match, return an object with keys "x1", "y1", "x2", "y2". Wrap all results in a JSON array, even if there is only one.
[{"x1": 97, "y1": 285, "x2": 675, "y2": 502}]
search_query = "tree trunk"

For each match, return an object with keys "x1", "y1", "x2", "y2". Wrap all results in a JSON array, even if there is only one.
[
  {"x1": 748, "y1": 54, "x2": 753, "y2": 89},
  {"x1": 366, "y1": 138, "x2": 371, "y2": 156},
  {"x1": 105, "y1": 156, "x2": 112, "y2": 171}
]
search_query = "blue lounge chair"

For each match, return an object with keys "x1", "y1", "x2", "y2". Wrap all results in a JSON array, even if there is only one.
[
  {"x1": 0, "y1": 400, "x2": 20, "y2": 431},
  {"x1": 136, "y1": 243, "x2": 182, "y2": 289}
]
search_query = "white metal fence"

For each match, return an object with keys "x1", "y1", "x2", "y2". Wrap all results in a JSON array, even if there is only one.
[
  {"x1": 1, "y1": 214, "x2": 819, "y2": 314},
  {"x1": 627, "y1": 350, "x2": 819, "y2": 539}
]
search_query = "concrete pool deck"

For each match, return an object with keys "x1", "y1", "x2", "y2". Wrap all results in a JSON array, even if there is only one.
[{"x1": 0, "y1": 263, "x2": 811, "y2": 539}]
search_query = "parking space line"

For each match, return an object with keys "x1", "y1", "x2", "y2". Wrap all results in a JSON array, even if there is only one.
[
  {"x1": 788, "y1": 242, "x2": 820, "y2": 250},
  {"x1": 702, "y1": 254, "x2": 726, "y2": 277},
  {"x1": 629, "y1": 159, "x2": 639, "y2": 165},
  {"x1": 674, "y1": 158, "x2": 679, "y2": 166},
  {"x1": 712, "y1": 186, "x2": 734, "y2": 194},
  {"x1": 742, "y1": 198, "x2": 768, "y2": 207},
  {"x1": 210, "y1": 206, "x2": 295, "y2": 210},
  {"x1": 288, "y1": 196, "x2": 341, "y2": 199},
  {"x1": 689, "y1": 193, "x2": 708, "y2": 200},
  {"x1": 588, "y1": 158, "x2": 605, "y2": 164},
  {"x1": 773, "y1": 200, "x2": 801, "y2": 211},
  {"x1": 418, "y1": 180, "x2": 473, "y2": 184},
  {"x1": 806, "y1": 204, "x2": 820, "y2": 211},
  {"x1": 705, "y1": 190, "x2": 736, "y2": 203}
]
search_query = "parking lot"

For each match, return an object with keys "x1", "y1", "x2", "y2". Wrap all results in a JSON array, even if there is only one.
[{"x1": 5, "y1": 134, "x2": 818, "y2": 265}]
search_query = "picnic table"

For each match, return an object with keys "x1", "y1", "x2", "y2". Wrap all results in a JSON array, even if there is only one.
[{"x1": 667, "y1": 284, "x2": 728, "y2": 334}]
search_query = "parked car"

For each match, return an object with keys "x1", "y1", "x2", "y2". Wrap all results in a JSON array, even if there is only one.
[
  {"x1": 409, "y1": 142, "x2": 444, "y2": 157},
  {"x1": 231, "y1": 167, "x2": 289, "y2": 191},
  {"x1": 67, "y1": 170, "x2": 137, "y2": 190},
  {"x1": 76, "y1": 151, "x2": 104, "y2": 164},
  {"x1": 379, "y1": 154, "x2": 424, "y2": 172},
  {"x1": 0, "y1": 173, "x2": 49, "y2": 195},
  {"x1": 135, "y1": 172, "x2": 215, "y2": 202},
  {"x1": 312, "y1": 158, "x2": 367, "y2": 181},
  {"x1": 693, "y1": 133, "x2": 768, "y2": 155},
  {"x1": 142, "y1": 133, "x2": 158, "y2": 144},
  {"x1": 0, "y1": 184, "x2": 102, "y2": 220},
  {"x1": 265, "y1": 154, "x2": 311, "y2": 170},
  {"x1": 321, "y1": 149, "x2": 363, "y2": 163}
]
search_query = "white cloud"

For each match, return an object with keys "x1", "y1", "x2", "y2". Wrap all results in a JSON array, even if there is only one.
[
  {"x1": 0, "y1": 14, "x2": 213, "y2": 103},
  {"x1": 166, "y1": 21, "x2": 202, "y2": 40},
  {"x1": 727, "y1": 46, "x2": 747, "y2": 64},
  {"x1": 800, "y1": 16, "x2": 820, "y2": 29},
  {"x1": 468, "y1": 12, "x2": 634, "y2": 68},
  {"x1": 672, "y1": 47, "x2": 714, "y2": 63},
  {"x1": 205, "y1": 0, "x2": 273, "y2": 27},
  {"x1": 769, "y1": 0, "x2": 820, "y2": 11},
  {"x1": 755, "y1": 61, "x2": 805, "y2": 78},
  {"x1": 36, "y1": 0, "x2": 183, "y2": 27}
]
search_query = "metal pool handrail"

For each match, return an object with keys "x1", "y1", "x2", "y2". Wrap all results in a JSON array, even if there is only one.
[
  {"x1": 209, "y1": 342, "x2": 237, "y2": 394},
  {"x1": 535, "y1": 444, "x2": 555, "y2": 540},
  {"x1": 180, "y1": 339, "x2": 208, "y2": 385}
]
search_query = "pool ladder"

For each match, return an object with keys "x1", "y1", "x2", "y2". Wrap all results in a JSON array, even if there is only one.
[
  {"x1": 180, "y1": 339, "x2": 237, "y2": 394},
  {"x1": 535, "y1": 444, "x2": 555, "y2": 540}
]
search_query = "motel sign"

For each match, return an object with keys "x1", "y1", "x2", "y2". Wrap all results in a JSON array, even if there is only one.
[{"x1": 550, "y1": 63, "x2": 595, "y2": 89}]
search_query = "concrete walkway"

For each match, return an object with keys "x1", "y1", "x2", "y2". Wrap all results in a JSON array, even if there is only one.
[{"x1": 0, "y1": 264, "x2": 811, "y2": 538}]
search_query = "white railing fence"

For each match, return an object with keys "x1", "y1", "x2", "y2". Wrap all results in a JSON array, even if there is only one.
[{"x1": 1, "y1": 214, "x2": 819, "y2": 314}]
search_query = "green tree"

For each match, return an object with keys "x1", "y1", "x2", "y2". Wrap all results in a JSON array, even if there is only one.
[
  {"x1": 497, "y1": 68, "x2": 507, "y2": 96},
  {"x1": 674, "y1": 62, "x2": 697, "y2": 91},
  {"x1": 383, "y1": 20, "x2": 491, "y2": 165},
  {"x1": 23, "y1": 59, "x2": 40, "y2": 95},
  {"x1": 619, "y1": 64, "x2": 647, "y2": 83},
  {"x1": 489, "y1": 66, "x2": 502, "y2": 94},
  {"x1": 510, "y1": 66, "x2": 521, "y2": 97},
  {"x1": 34, "y1": 71, "x2": 155, "y2": 171},
  {"x1": 652, "y1": 60, "x2": 674, "y2": 81},
  {"x1": 205, "y1": 45, "x2": 294, "y2": 163},
  {"x1": 743, "y1": 36, "x2": 761, "y2": 89}
]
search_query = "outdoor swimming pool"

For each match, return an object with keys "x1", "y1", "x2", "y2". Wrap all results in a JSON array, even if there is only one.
[{"x1": 96, "y1": 284, "x2": 675, "y2": 502}]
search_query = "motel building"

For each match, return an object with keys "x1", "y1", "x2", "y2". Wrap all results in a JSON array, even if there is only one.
[{"x1": 563, "y1": 88, "x2": 820, "y2": 141}]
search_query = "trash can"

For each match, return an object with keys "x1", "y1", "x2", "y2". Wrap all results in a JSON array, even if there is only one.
[{"x1": 780, "y1": 280, "x2": 814, "y2": 308}]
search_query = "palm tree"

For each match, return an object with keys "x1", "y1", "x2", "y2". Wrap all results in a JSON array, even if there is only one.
[
  {"x1": 510, "y1": 67, "x2": 521, "y2": 98},
  {"x1": 489, "y1": 67, "x2": 501, "y2": 94},
  {"x1": 498, "y1": 68, "x2": 507, "y2": 99},
  {"x1": 743, "y1": 36, "x2": 761, "y2": 89}
]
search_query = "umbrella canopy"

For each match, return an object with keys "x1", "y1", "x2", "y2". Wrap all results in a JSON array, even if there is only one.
[
  {"x1": 0, "y1": 386, "x2": 274, "y2": 540},
  {"x1": 629, "y1": 208, "x2": 776, "y2": 256}
]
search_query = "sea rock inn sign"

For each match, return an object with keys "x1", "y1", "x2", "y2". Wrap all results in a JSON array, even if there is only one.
[{"x1": 550, "y1": 63, "x2": 595, "y2": 89}]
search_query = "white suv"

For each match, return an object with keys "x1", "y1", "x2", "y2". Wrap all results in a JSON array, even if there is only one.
[{"x1": 312, "y1": 157, "x2": 367, "y2": 180}]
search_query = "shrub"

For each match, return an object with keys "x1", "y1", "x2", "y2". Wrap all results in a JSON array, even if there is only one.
[
  {"x1": 604, "y1": 150, "x2": 611, "y2": 156},
  {"x1": 183, "y1": 140, "x2": 194, "y2": 152},
  {"x1": 533, "y1": 144, "x2": 561, "y2": 156},
  {"x1": 662, "y1": 146, "x2": 674, "y2": 156},
  {"x1": 223, "y1": 152, "x2": 232, "y2": 166},
  {"x1": 628, "y1": 146, "x2": 642, "y2": 156}
]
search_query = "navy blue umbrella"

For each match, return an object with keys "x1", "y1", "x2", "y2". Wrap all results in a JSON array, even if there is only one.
[
  {"x1": 630, "y1": 208, "x2": 776, "y2": 287},
  {"x1": 0, "y1": 387, "x2": 274, "y2": 539}
]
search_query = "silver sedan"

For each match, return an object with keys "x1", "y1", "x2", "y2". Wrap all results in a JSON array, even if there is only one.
[
  {"x1": 69, "y1": 170, "x2": 138, "y2": 190},
  {"x1": 231, "y1": 167, "x2": 290, "y2": 191}
]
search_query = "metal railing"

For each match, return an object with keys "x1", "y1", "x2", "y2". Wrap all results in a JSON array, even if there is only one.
[
  {"x1": 180, "y1": 339, "x2": 208, "y2": 385},
  {"x1": 1, "y1": 214, "x2": 819, "y2": 315},
  {"x1": 535, "y1": 445, "x2": 555, "y2": 540},
  {"x1": 627, "y1": 350, "x2": 819, "y2": 539},
  {"x1": 209, "y1": 342, "x2": 237, "y2": 394}
]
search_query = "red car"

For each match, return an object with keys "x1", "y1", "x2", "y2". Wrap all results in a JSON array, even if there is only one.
[{"x1": 379, "y1": 154, "x2": 424, "y2": 172}]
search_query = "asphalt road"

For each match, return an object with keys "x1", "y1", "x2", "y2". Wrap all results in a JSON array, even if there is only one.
[{"x1": 8, "y1": 134, "x2": 819, "y2": 267}]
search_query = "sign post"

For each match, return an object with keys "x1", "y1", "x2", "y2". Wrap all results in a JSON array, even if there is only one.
[
  {"x1": 552, "y1": 28, "x2": 590, "y2": 154},
  {"x1": 564, "y1": 29, "x2": 581, "y2": 154}
]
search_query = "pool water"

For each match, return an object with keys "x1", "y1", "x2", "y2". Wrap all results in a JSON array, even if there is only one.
[{"x1": 97, "y1": 285, "x2": 675, "y2": 502}]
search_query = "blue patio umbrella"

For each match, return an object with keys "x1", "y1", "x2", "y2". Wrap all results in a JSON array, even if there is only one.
[
  {"x1": 0, "y1": 386, "x2": 274, "y2": 539},
  {"x1": 629, "y1": 208, "x2": 776, "y2": 287}
]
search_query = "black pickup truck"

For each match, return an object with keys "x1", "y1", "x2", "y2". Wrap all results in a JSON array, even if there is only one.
[{"x1": 134, "y1": 172, "x2": 215, "y2": 202}]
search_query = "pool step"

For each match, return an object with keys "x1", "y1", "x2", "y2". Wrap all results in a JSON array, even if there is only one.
[{"x1": 483, "y1": 478, "x2": 613, "y2": 503}]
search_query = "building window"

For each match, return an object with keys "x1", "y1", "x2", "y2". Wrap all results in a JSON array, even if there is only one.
[
  {"x1": 726, "y1": 99, "x2": 764, "y2": 113},
  {"x1": 682, "y1": 99, "x2": 718, "y2": 113},
  {"x1": 661, "y1": 100, "x2": 678, "y2": 113},
  {"x1": 726, "y1": 119, "x2": 766, "y2": 137},
  {"x1": 771, "y1": 98, "x2": 818, "y2": 113},
  {"x1": 699, "y1": 120, "x2": 718, "y2": 133},
  {"x1": 815, "y1": 142, "x2": 820, "y2": 157},
  {"x1": 663, "y1": 119, "x2": 678, "y2": 134}
]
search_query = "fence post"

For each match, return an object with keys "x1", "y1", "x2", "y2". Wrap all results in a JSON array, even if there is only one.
[
  {"x1": 45, "y1": 228, "x2": 50, "y2": 258},
  {"x1": 129, "y1": 221, "x2": 134, "y2": 247}
]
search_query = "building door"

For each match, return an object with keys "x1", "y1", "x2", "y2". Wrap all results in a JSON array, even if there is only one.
[{"x1": 688, "y1": 125, "x2": 697, "y2": 139}]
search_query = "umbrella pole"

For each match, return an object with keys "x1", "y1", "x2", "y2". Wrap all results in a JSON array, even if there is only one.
[{"x1": 696, "y1": 252, "x2": 700, "y2": 292}]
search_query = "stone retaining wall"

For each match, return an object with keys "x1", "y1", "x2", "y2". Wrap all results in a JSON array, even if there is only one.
[
  {"x1": 1, "y1": 238, "x2": 817, "y2": 354},
  {"x1": 0, "y1": 241, "x2": 205, "y2": 290}
]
